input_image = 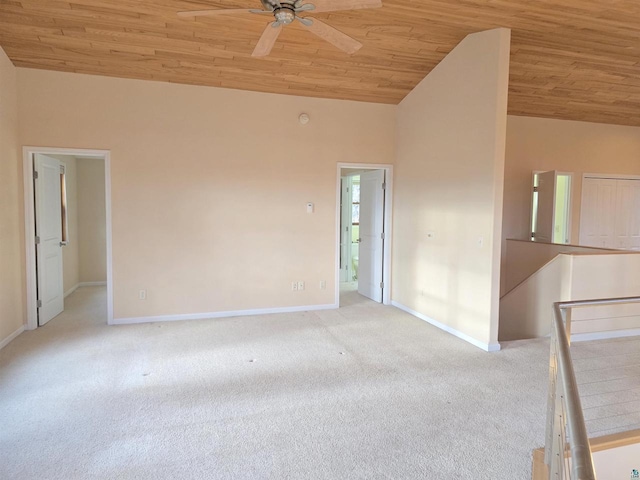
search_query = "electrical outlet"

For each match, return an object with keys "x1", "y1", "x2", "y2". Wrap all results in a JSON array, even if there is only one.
[
  {"x1": 298, "y1": 281, "x2": 305, "y2": 291},
  {"x1": 139, "y1": 289, "x2": 146, "y2": 300},
  {"x1": 292, "y1": 282, "x2": 298, "y2": 291},
  {"x1": 320, "y1": 280, "x2": 326, "y2": 290}
]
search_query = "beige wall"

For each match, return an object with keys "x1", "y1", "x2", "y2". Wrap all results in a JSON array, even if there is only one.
[
  {"x1": 592, "y1": 441, "x2": 640, "y2": 480},
  {"x1": 499, "y1": 253, "x2": 571, "y2": 340},
  {"x1": 502, "y1": 239, "x2": 613, "y2": 296},
  {"x1": 392, "y1": 28, "x2": 510, "y2": 349},
  {"x1": 0, "y1": 48, "x2": 24, "y2": 345},
  {"x1": 501, "y1": 116, "x2": 640, "y2": 295},
  {"x1": 502, "y1": 116, "x2": 640, "y2": 244},
  {"x1": 17, "y1": 69, "x2": 395, "y2": 319},
  {"x1": 77, "y1": 158, "x2": 106, "y2": 283},
  {"x1": 499, "y1": 252, "x2": 640, "y2": 340}
]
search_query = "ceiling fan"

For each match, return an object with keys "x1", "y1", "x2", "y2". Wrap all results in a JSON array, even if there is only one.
[{"x1": 178, "y1": 0, "x2": 382, "y2": 57}]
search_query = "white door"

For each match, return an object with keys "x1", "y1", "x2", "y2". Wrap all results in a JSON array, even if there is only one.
[
  {"x1": 579, "y1": 177, "x2": 617, "y2": 248},
  {"x1": 357, "y1": 170, "x2": 384, "y2": 302},
  {"x1": 34, "y1": 154, "x2": 65, "y2": 325},
  {"x1": 534, "y1": 170, "x2": 557, "y2": 243},
  {"x1": 614, "y1": 179, "x2": 640, "y2": 250}
]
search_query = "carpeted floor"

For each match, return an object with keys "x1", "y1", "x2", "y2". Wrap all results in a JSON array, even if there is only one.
[{"x1": 1, "y1": 286, "x2": 552, "y2": 480}]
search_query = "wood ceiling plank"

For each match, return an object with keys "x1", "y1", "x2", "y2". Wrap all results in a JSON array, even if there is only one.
[{"x1": 3, "y1": 0, "x2": 640, "y2": 124}]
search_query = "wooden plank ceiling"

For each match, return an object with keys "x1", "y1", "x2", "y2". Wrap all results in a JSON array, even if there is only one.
[{"x1": 2, "y1": 0, "x2": 640, "y2": 126}]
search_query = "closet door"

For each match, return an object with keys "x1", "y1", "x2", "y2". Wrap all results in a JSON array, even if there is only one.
[
  {"x1": 614, "y1": 179, "x2": 640, "y2": 250},
  {"x1": 579, "y1": 177, "x2": 617, "y2": 248}
]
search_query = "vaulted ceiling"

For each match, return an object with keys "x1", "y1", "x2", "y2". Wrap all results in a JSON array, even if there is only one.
[{"x1": 2, "y1": 0, "x2": 640, "y2": 126}]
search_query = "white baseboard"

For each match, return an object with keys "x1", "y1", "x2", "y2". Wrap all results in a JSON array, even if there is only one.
[
  {"x1": 65, "y1": 282, "x2": 107, "y2": 298},
  {"x1": 65, "y1": 284, "x2": 80, "y2": 298},
  {"x1": 571, "y1": 328, "x2": 640, "y2": 343},
  {"x1": 391, "y1": 301, "x2": 501, "y2": 352},
  {"x1": 111, "y1": 303, "x2": 339, "y2": 326},
  {"x1": 0, "y1": 325, "x2": 25, "y2": 351}
]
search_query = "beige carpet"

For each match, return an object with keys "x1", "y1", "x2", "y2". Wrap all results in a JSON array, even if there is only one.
[{"x1": 1, "y1": 286, "x2": 552, "y2": 479}]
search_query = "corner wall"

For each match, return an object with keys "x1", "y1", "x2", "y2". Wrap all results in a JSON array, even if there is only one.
[
  {"x1": 392, "y1": 28, "x2": 511, "y2": 350},
  {"x1": 0, "y1": 47, "x2": 24, "y2": 347}
]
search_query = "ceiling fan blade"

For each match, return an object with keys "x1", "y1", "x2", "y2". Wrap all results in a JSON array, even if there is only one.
[
  {"x1": 177, "y1": 8, "x2": 253, "y2": 17},
  {"x1": 295, "y1": 3, "x2": 315, "y2": 12},
  {"x1": 296, "y1": 16, "x2": 313, "y2": 26},
  {"x1": 249, "y1": 9, "x2": 276, "y2": 14},
  {"x1": 307, "y1": 0, "x2": 382, "y2": 13},
  {"x1": 301, "y1": 18, "x2": 362, "y2": 54},
  {"x1": 252, "y1": 22, "x2": 283, "y2": 57}
]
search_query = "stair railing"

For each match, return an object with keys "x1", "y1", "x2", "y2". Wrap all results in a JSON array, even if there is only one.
[{"x1": 545, "y1": 296, "x2": 640, "y2": 479}]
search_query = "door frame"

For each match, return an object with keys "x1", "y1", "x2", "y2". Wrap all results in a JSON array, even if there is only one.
[
  {"x1": 23, "y1": 146, "x2": 114, "y2": 329},
  {"x1": 339, "y1": 175, "x2": 354, "y2": 283},
  {"x1": 335, "y1": 163, "x2": 393, "y2": 305}
]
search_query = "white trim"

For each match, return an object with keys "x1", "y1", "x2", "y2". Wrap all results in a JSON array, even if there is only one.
[
  {"x1": 571, "y1": 328, "x2": 640, "y2": 343},
  {"x1": 23, "y1": 147, "x2": 114, "y2": 329},
  {"x1": 391, "y1": 301, "x2": 501, "y2": 352},
  {"x1": 0, "y1": 325, "x2": 25, "y2": 351},
  {"x1": 112, "y1": 303, "x2": 338, "y2": 325},
  {"x1": 335, "y1": 163, "x2": 393, "y2": 306},
  {"x1": 564, "y1": 173, "x2": 574, "y2": 245},
  {"x1": 65, "y1": 282, "x2": 107, "y2": 297},
  {"x1": 23, "y1": 156, "x2": 37, "y2": 330},
  {"x1": 64, "y1": 284, "x2": 79, "y2": 298},
  {"x1": 339, "y1": 176, "x2": 354, "y2": 283},
  {"x1": 582, "y1": 173, "x2": 640, "y2": 181}
]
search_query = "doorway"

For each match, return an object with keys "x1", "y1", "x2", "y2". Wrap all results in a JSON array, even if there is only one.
[
  {"x1": 23, "y1": 147, "x2": 113, "y2": 329},
  {"x1": 530, "y1": 170, "x2": 573, "y2": 244},
  {"x1": 336, "y1": 163, "x2": 392, "y2": 306}
]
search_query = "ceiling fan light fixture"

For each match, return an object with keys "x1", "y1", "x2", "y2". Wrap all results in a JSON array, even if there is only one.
[{"x1": 274, "y1": 7, "x2": 296, "y2": 24}]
